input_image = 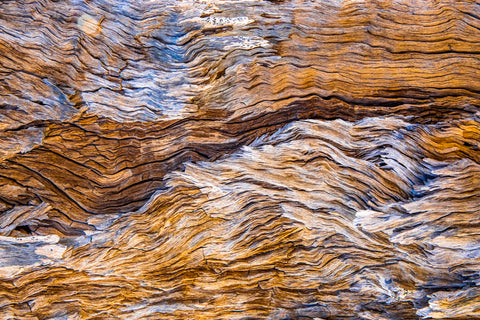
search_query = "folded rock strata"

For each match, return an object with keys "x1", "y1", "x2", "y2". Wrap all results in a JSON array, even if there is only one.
[{"x1": 0, "y1": 0, "x2": 479, "y2": 319}]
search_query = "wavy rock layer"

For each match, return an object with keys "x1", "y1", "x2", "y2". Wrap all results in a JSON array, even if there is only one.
[{"x1": 1, "y1": 0, "x2": 480, "y2": 319}]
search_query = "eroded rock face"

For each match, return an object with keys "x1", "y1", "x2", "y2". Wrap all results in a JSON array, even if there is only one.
[{"x1": 0, "y1": 0, "x2": 480, "y2": 318}]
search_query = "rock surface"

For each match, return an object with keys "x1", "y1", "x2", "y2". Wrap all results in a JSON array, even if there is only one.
[{"x1": 0, "y1": 0, "x2": 480, "y2": 319}]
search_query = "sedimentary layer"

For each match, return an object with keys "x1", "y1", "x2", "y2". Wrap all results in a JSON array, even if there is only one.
[{"x1": 0, "y1": 0, "x2": 479, "y2": 319}]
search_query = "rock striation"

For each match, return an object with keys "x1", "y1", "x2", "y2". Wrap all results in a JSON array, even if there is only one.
[{"x1": 0, "y1": 0, "x2": 480, "y2": 319}]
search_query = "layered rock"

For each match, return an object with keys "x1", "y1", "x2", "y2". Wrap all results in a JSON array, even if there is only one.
[{"x1": 0, "y1": 0, "x2": 480, "y2": 319}]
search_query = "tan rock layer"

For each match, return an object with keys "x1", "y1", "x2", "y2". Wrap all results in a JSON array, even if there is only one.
[{"x1": 0, "y1": 0, "x2": 479, "y2": 319}]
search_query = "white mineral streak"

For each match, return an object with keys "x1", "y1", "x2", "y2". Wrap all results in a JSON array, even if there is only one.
[{"x1": 0, "y1": 234, "x2": 60, "y2": 244}]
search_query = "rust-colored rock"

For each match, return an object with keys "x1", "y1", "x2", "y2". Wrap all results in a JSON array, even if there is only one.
[{"x1": 1, "y1": 0, "x2": 480, "y2": 319}]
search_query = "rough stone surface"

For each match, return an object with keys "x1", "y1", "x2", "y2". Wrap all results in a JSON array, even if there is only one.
[{"x1": 1, "y1": 0, "x2": 480, "y2": 319}]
